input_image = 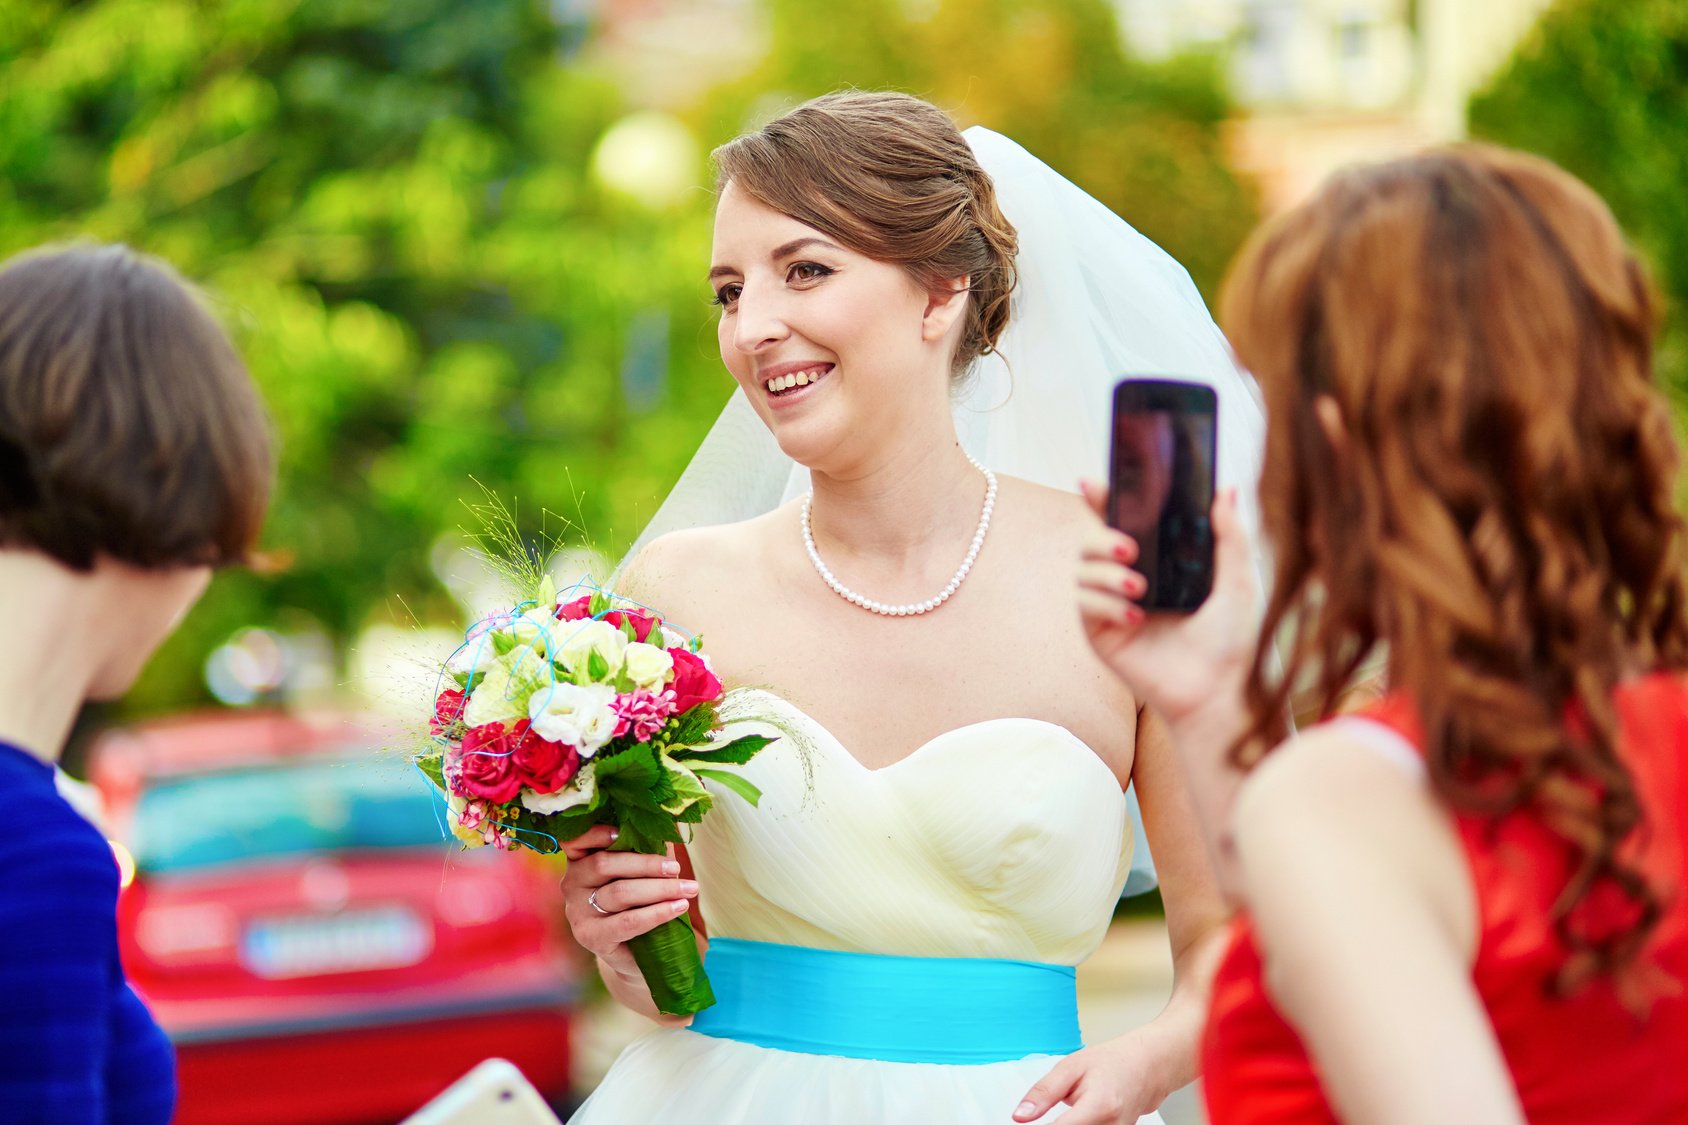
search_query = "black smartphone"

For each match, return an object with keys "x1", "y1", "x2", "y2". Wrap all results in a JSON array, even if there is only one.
[{"x1": 1107, "y1": 378, "x2": 1218, "y2": 613}]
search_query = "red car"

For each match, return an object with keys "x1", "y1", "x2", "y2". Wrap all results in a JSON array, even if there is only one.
[{"x1": 89, "y1": 711, "x2": 580, "y2": 1125}]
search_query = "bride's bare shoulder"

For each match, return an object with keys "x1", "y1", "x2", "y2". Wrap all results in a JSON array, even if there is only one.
[
  {"x1": 995, "y1": 476, "x2": 1096, "y2": 545},
  {"x1": 612, "y1": 509, "x2": 788, "y2": 618}
]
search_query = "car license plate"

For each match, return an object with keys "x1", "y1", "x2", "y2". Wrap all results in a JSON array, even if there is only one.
[{"x1": 241, "y1": 907, "x2": 432, "y2": 979}]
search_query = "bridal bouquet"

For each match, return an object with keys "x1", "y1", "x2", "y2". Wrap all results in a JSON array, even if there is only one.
[{"x1": 416, "y1": 574, "x2": 773, "y2": 1016}]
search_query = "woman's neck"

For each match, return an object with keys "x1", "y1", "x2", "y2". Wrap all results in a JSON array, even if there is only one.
[
  {"x1": 805, "y1": 434, "x2": 987, "y2": 566},
  {"x1": 0, "y1": 552, "x2": 103, "y2": 764}
]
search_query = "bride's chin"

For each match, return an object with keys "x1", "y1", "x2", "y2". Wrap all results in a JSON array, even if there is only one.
[{"x1": 766, "y1": 417, "x2": 844, "y2": 470}]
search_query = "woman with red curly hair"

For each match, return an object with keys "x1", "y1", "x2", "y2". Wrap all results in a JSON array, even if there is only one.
[{"x1": 1068, "y1": 145, "x2": 1687, "y2": 1123}]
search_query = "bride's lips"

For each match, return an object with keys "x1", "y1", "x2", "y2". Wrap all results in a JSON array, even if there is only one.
[{"x1": 759, "y1": 362, "x2": 834, "y2": 406}]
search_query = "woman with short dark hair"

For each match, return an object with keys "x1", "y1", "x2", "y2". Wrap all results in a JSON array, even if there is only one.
[{"x1": 0, "y1": 243, "x2": 273, "y2": 1123}]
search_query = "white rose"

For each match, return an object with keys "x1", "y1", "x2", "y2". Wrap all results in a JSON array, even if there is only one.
[
  {"x1": 520, "y1": 762, "x2": 597, "y2": 815},
  {"x1": 528, "y1": 682, "x2": 619, "y2": 757},
  {"x1": 447, "y1": 634, "x2": 496, "y2": 678},
  {"x1": 554, "y1": 619, "x2": 628, "y2": 679},
  {"x1": 659, "y1": 626, "x2": 691, "y2": 651},
  {"x1": 620, "y1": 642, "x2": 673, "y2": 690}
]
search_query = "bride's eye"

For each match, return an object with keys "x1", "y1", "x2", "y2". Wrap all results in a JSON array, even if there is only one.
[
  {"x1": 711, "y1": 283, "x2": 742, "y2": 309},
  {"x1": 787, "y1": 261, "x2": 833, "y2": 285}
]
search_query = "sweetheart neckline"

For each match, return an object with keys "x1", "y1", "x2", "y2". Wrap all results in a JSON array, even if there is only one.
[{"x1": 727, "y1": 687, "x2": 1119, "y2": 784}]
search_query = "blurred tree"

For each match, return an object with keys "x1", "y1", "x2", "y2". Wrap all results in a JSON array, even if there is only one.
[
  {"x1": 0, "y1": 0, "x2": 1257, "y2": 715},
  {"x1": 696, "y1": 0, "x2": 1259, "y2": 300},
  {"x1": 1469, "y1": 0, "x2": 1688, "y2": 407},
  {"x1": 0, "y1": 0, "x2": 724, "y2": 710}
]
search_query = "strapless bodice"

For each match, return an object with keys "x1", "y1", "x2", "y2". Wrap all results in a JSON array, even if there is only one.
[{"x1": 688, "y1": 690, "x2": 1134, "y2": 965}]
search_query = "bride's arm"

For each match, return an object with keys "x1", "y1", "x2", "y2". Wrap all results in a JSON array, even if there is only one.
[
  {"x1": 557, "y1": 535, "x2": 711, "y2": 1023},
  {"x1": 1013, "y1": 707, "x2": 1231, "y2": 1123}
]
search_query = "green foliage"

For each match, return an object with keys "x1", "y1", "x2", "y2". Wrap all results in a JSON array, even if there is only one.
[
  {"x1": 1, "y1": 0, "x2": 723, "y2": 710},
  {"x1": 1, "y1": 0, "x2": 1254, "y2": 712},
  {"x1": 596, "y1": 744, "x2": 683, "y2": 854},
  {"x1": 672, "y1": 733, "x2": 775, "y2": 765},
  {"x1": 1470, "y1": 0, "x2": 1688, "y2": 405},
  {"x1": 694, "y1": 766, "x2": 762, "y2": 808},
  {"x1": 696, "y1": 0, "x2": 1258, "y2": 300}
]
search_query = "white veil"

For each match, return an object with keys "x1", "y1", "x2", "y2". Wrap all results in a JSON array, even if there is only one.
[{"x1": 628, "y1": 128, "x2": 1268, "y2": 894}]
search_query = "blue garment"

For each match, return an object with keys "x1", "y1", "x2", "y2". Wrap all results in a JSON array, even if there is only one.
[
  {"x1": 0, "y1": 741, "x2": 175, "y2": 1125},
  {"x1": 690, "y1": 937, "x2": 1084, "y2": 1064}
]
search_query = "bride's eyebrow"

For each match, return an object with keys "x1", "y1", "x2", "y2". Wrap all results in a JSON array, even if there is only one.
[{"x1": 708, "y1": 236, "x2": 844, "y2": 282}]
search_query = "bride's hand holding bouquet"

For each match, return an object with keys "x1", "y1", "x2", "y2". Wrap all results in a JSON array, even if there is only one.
[{"x1": 418, "y1": 576, "x2": 773, "y2": 1017}]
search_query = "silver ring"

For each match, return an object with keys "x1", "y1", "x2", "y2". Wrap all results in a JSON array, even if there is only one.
[{"x1": 588, "y1": 889, "x2": 611, "y2": 916}]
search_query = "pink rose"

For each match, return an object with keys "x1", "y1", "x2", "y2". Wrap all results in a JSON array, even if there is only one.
[
  {"x1": 431, "y1": 688, "x2": 466, "y2": 736},
  {"x1": 602, "y1": 607, "x2": 660, "y2": 643},
  {"x1": 613, "y1": 689, "x2": 677, "y2": 743},
  {"x1": 668, "y1": 648, "x2": 723, "y2": 713},
  {"x1": 451, "y1": 723, "x2": 523, "y2": 804},
  {"x1": 555, "y1": 596, "x2": 594, "y2": 622},
  {"x1": 510, "y1": 720, "x2": 581, "y2": 793}
]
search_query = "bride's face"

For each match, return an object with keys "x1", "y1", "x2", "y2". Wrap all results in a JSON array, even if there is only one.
[{"x1": 709, "y1": 181, "x2": 956, "y2": 470}]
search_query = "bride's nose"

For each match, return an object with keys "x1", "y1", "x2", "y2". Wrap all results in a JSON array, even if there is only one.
[{"x1": 730, "y1": 286, "x2": 792, "y2": 355}]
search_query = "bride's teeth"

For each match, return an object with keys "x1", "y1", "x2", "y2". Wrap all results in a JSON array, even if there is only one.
[{"x1": 795, "y1": 371, "x2": 810, "y2": 387}]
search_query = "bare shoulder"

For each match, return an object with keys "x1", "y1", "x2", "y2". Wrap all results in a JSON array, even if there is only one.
[
  {"x1": 613, "y1": 516, "x2": 769, "y2": 622},
  {"x1": 614, "y1": 520, "x2": 759, "y2": 618},
  {"x1": 993, "y1": 476, "x2": 1095, "y2": 558},
  {"x1": 1233, "y1": 725, "x2": 1472, "y2": 944},
  {"x1": 1234, "y1": 726, "x2": 1437, "y2": 848}
]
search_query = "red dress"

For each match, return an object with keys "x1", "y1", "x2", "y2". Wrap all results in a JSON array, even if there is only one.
[{"x1": 1201, "y1": 674, "x2": 1688, "y2": 1124}]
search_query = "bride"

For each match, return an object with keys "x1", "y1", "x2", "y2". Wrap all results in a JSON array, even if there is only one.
[{"x1": 560, "y1": 91, "x2": 1266, "y2": 1123}]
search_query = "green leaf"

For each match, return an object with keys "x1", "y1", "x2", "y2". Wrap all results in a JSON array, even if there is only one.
[
  {"x1": 587, "y1": 648, "x2": 610, "y2": 682},
  {"x1": 610, "y1": 804, "x2": 684, "y2": 853},
  {"x1": 450, "y1": 669, "x2": 486, "y2": 693},
  {"x1": 595, "y1": 746, "x2": 674, "y2": 811},
  {"x1": 661, "y1": 760, "x2": 711, "y2": 815},
  {"x1": 590, "y1": 590, "x2": 611, "y2": 617},
  {"x1": 415, "y1": 752, "x2": 446, "y2": 792},
  {"x1": 695, "y1": 767, "x2": 763, "y2": 808},
  {"x1": 491, "y1": 630, "x2": 517, "y2": 655},
  {"x1": 620, "y1": 616, "x2": 638, "y2": 644},
  {"x1": 538, "y1": 573, "x2": 557, "y2": 608},
  {"x1": 672, "y1": 734, "x2": 774, "y2": 765}
]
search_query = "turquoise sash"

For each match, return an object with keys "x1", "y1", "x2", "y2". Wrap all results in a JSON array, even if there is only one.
[{"x1": 688, "y1": 937, "x2": 1083, "y2": 1064}]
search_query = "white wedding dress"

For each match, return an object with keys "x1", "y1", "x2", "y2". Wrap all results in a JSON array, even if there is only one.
[{"x1": 570, "y1": 690, "x2": 1161, "y2": 1124}]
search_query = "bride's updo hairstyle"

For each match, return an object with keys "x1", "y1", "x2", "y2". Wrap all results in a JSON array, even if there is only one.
[
  {"x1": 1221, "y1": 144, "x2": 1688, "y2": 1002},
  {"x1": 713, "y1": 91, "x2": 1019, "y2": 379}
]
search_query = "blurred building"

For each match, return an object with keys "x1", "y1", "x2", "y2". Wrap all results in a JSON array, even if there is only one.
[{"x1": 1114, "y1": 0, "x2": 1555, "y2": 210}]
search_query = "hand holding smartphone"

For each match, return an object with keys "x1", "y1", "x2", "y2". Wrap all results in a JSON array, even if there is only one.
[{"x1": 1107, "y1": 378, "x2": 1219, "y2": 613}]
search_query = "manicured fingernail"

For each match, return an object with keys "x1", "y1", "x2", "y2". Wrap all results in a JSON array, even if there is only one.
[
  {"x1": 1015, "y1": 1103, "x2": 1036, "y2": 1120},
  {"x1": 609, "y1": 828, "x2": 619, "y2": 840},
  {"x1": 680, "y1": 880, "x2": 699, "y2": 895},
  {"x1": 1125, "y1": 604, "x2": 1145, "y2": 625},
  {"x1": 1113, "y1": 541, "x2": 1136, "y2": 563},
  {"x1": 671, "y1": 899, "x2": 689, "y2": 913},
  {"x1": 662, "y1": 860, "x2": 681, "y2": 876},
  {"x1": 1123, "y1": 573, "x2": 1145, "y2": 597}
]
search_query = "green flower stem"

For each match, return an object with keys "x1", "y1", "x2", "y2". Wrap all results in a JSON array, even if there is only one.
[{"x1": 628, "y1": 914, "x2": 715, "y2": 1016}]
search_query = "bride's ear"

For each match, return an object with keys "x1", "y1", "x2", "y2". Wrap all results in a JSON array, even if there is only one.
[{"x1": 921, "y1": 275, "x2": 971, "y2": 343}]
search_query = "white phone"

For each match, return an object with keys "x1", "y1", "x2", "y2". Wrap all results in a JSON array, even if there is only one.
[{"x1": 401, "y1": 1059, "x2": 563, "y2": 1125}]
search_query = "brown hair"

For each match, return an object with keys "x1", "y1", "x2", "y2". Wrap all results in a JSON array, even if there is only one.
[
  {"x1": 1221, "y1": 144, "x2": 1688, "y2": 997},
  {"x1": 713, "y1": 91, "x2": 1019, "y2": 378},
  {"x1": 0, "y1": 243, "x2": 273, "y2": 571}
]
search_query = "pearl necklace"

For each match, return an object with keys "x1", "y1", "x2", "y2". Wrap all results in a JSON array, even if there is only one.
[{"x1": 801, "y1": 456, "x2": 998, "y2": 617}]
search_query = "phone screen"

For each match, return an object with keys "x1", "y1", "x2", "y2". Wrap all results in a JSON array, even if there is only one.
[{"x1": 1108, "y1": 378, "x2": 1218, "y2": 613}]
